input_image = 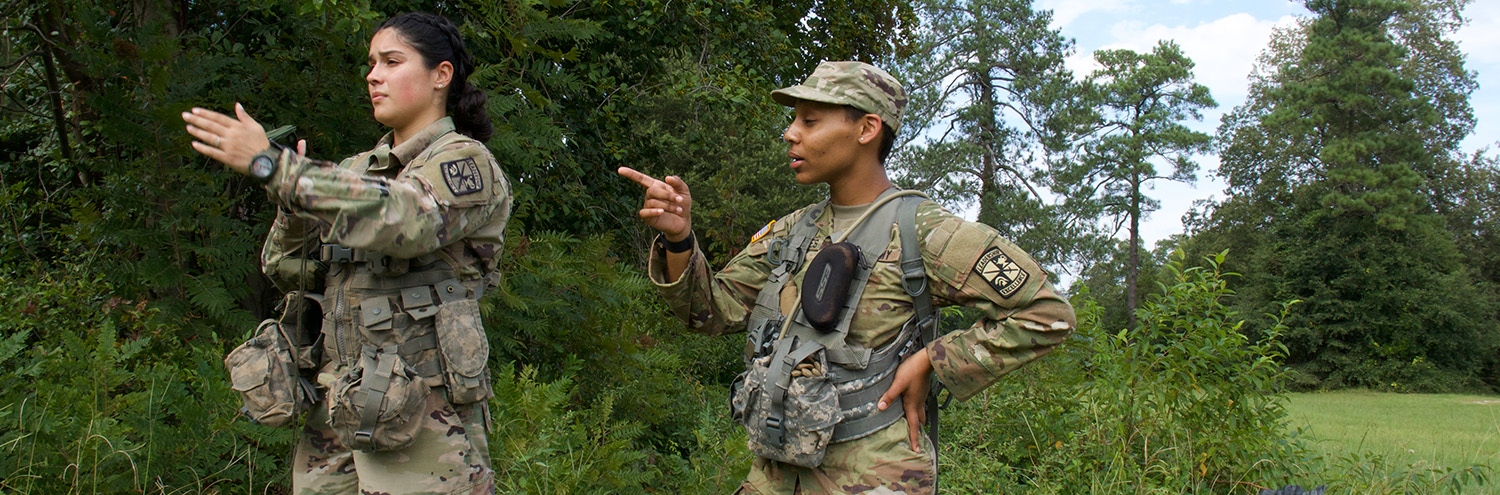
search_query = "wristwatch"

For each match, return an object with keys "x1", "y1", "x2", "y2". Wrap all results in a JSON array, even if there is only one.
[{"x1": 249, "y1": 144, "x2": 284, "y2": 183}]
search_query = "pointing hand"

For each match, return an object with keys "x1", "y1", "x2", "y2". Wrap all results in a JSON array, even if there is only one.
[{"x1": 617, "y1": 167, "x2": 693, "y2": 242}]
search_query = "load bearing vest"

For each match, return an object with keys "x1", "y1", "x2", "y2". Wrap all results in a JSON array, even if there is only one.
[
  {"x1": 317, "y1": 242, "x2": 494, "y2": 450},
  {"x1": 744, "y1": 188, "x2": 940, "y2": 447}
]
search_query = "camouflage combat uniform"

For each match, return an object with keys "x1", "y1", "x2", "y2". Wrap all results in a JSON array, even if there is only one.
[
  {"x1": 261, "y1": 117, "x2": 511, "y2": 495},
  {"x1": 646, "y1": 62, "x2": 1076, "y2": 495}
]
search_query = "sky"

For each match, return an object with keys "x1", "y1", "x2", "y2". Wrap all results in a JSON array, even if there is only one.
[{"x1": 1036, "y1": 0, "x2": 1500, "y2": 250}]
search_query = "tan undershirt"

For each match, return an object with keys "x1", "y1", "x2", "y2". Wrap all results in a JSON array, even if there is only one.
[{"x1": 829, "y1": 201, "x2": 873, "y2": 240}]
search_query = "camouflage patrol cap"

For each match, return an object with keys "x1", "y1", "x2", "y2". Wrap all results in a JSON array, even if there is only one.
[{"x1": 772, "y1": 61, "x2": 908, "y2": 132}]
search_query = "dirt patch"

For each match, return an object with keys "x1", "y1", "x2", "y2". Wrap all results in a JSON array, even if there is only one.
[{"x1": 1469, "y1": 400, "x2": 1500, "y2": 405}]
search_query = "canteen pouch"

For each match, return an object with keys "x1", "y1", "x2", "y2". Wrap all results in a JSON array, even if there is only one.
[
  {"x1": 801, "y1": 242, "x2": 861, "y2": 332},
  {"x1": 224, "y1": 319, "x2": 316, "y2": 427},
  {"x1": 328, "y1": 344, "x2": 432, "y2": 452},
  {"x1": 733, "y1": 350, "x2": 842, "y2": 468},
  {"x1": 436, "y1": 298, "x2": 493, "y2": 404}
]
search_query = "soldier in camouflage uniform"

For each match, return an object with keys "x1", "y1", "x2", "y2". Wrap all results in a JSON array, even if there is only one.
[
  {"x1": 183, "y1": 12, "x2": 508, "y2": 495},
  {"x1": 619, "y1": 61, "x2": 1075, "y2": 494}
]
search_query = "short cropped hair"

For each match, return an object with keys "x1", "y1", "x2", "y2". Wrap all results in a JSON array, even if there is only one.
[{"x1": 843, "y1": 105, "x2": 896, "y2": 164}]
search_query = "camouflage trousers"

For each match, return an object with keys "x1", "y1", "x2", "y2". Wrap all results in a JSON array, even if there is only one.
[
  {"x1": 737, "y1": 417, "x2": 936, "y2": 495},
  {"x1": 292, "y1": 391, "x2": 494, "y2": 495}
]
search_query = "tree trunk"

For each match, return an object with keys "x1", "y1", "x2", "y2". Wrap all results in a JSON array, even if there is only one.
[
  {"x1": 39, "y1": 41, "x2": 72, "y2": 162},
  {"x1": 1127, "y1": 172, "x2": 1140, "y2": 329},
  {"x1": 976, "y1": 43, "x2": 1000, "y2": 227}
]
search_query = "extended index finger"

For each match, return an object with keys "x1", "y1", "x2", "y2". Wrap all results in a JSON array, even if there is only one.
[{"x1": 616, "y1": 166, "x2": 661, "y2": 189}]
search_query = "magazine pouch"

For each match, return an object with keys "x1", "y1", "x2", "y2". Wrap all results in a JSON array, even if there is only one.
[
  {"x1": 435, "y1": 297, "x2": 492, "y2": 404},
  {"x1": 327, "y1": 343, "x2": 432, "y2": 452},
  {"x1": 734, "y1": 336, "x2": 841, "y2": 468}
]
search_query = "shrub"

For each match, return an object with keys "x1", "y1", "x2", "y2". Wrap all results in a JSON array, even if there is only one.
[
  {"x1": 941, "y1": 251, "x2": 1297, "y2": 493},
  {"x1": 0, "y1": 264, "x2": 289, "y2": 494}
]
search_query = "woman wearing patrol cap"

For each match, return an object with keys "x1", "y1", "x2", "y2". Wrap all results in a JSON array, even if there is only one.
[
  {"x1": 183, "y1": 12, "x2": 509, "y2": 495},
  {"x1": 620, "y1": 61, "x2": 1075, "y2": 494}
]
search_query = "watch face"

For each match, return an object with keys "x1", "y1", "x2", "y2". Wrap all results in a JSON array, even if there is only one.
[{"x1": 251, "y1": 156, "x2": 274, "y2": 179}]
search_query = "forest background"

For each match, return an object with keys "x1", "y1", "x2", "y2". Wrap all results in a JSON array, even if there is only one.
[{"x1": 0, "y1": 0, "x2": 1495, "y2": 493}]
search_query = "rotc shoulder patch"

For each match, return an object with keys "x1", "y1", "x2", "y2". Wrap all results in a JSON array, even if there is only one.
[
  {"x1": 440, "y1": 157, "x2": 483, "y2": 196},
  {"x1": 973, "y1": 247, "x2": 1030, "y2": 298}
]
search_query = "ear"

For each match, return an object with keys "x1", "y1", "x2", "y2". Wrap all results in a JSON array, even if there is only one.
[
  {"x1": 859, "y1": 114, "x2": 884, "y2": 145},
  {"x1": 433, "y1": 60, "x2": 454, "y2": 89}
]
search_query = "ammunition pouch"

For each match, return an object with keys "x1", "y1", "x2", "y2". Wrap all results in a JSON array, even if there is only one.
[
  {"x1": 732, "y1": 338, "x2": 841, "y2": 468},
  {"x1": 314, "y1": 242, "x2": 494, "y2": 449},
  {"x1": 434, "y1": 283, "x2": 492, "y2": 404},
  {"x1": 328, "y1": 343, "x2": 432, "y2": 452}
]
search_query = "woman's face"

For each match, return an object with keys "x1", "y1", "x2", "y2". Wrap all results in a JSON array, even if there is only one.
[{"x1": 365, "y1": 28, "x2": 448, "y2": 131}]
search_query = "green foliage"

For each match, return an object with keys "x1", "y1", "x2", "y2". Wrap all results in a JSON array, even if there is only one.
[
  {"x1": 484, "y1": 230, "x2": 707, "y2": 452},
  {"x1": 1074, "y1": 237, "x2": 1174, "y2": 332},
  {"x1": 1058, "y1": 41, "x2": 1215, "y2": 324},
  {"x1": 1193, "y1": 0, "x2": 1499, "y2": 391},
  {"x1": 488, "y1": 365, "x2": 753, "y2": 495},
  {"x1": 490, "y1": 364, "x2": 654, "y2": 494},
  {"x1": 0, "y1": 265, "x2": 291, "y2": 494},
  {"x1": 479, "y1": 231, "x2": 752, "y2": 494},
  {"x1": 943, "y1": 252, "x2": 1297, "y2": 493},
  {"x1": 894, "y1": 0, "x2": 1091, "y2": 268}
]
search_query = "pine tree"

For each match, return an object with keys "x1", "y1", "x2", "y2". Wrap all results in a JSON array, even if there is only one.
[{"x1": 1201, "y1": 0, "x2": 1498, "y2": 390}]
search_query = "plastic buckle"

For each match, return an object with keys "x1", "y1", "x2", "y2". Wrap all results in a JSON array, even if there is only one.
[
  {"x1": 321, "y1": 244, "x2": 355, "y2": 263},
  {"x1": 369, "y1": 255, "x2": 392, "y2": 275},
  {"x1": 753, "y1": 317, "x2": 782, "y2": 358},
  {"x1": 764, "y1": 416, "x2": 785, "y2": 445}
]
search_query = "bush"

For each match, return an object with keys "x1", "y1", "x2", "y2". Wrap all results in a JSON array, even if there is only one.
[
  {"x1": 0, "y1": 264, "x2": 290, "y2": 494},
  {"x1": 942, "y1": 251, "x2": 1297, "y2": 493}
]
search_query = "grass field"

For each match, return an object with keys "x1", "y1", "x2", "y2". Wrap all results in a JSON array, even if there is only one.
[{"x1": 1286, "y1": 391, "x2": 1500, "y2": 474}]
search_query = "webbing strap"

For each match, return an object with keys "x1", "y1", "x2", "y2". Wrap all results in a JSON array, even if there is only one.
[
  {"x1": 897, "y1": 196, "x2": 941, "y2": 489},
  {"x1": 785, "y1": 188, "x2": 908, "y2": 370},
  {"x1": 833, "y1": 396, "x2": 902, "y2": 441},
  {"x1": 355, "y1": 344, "x2": 399, "y2": 447},
  {"x1": 398, "y1": 332, "x2": 438, "y2": 357},
  {"x1": 746, "y1": 201, "x2": 827, "y2": 361},
  {"x1": 346, "y1": 270, "x2": 459, "y2": 291},
  {"x1": 761, "y1": 336, "x2": 823, "y2": 447}
]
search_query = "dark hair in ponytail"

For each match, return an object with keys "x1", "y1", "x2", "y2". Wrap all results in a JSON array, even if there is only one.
[{"x1": 376, "y1": 12, "x2": 493, "y2": 142}]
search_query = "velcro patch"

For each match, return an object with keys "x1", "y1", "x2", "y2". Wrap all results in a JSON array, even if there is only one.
[
  {"x1": 440, "y1": 157, "x2": 483, "y2": 196},
  {"x1": 973, "y1": 247, "x2": 1029, "y2": 298}
]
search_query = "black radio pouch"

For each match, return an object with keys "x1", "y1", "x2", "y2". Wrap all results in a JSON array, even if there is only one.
[{"x1": 801, "y1": 242, "x2": 861, "y2": 332}]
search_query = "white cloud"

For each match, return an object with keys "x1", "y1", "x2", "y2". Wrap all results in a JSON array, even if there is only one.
[
  {"x1": 1036, "y1": 0, "x2": 1136, "y2": 29},
  {"x1": 1068, "y1": 13, "x2": 1301, "y2": 111}
]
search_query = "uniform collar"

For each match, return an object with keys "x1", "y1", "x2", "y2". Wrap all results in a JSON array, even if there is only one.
[{"x1": 368, "y1": 117, "x2": 457, "y2": 172}]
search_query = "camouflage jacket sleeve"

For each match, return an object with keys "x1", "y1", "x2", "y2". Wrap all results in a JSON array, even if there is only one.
[
  {"x1": 261, "y1": 206, "x2": 325, "y2": 293},
  {"x1": 260, "y1": 142, "x2": 511, "y2": 260},
  {"x1": 646, "y1": 210, "x2": 802, "y2": 336},
  {"x1": 916, "y1": 201, "x2": 1076, "y2": 401}
]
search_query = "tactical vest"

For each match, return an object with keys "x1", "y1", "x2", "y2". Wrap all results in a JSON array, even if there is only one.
[
  {"x1": 313, "y1": 129, "x2": 497, "y2": 451},
  {"x1": 733, "y1": 188, "x2": 938, "y2": 467}
]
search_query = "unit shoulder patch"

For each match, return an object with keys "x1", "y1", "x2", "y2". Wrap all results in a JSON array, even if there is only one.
[
  {"x1": 440, "y1": 157, "x2": 483, "y2": 196},
  {"x1": 973, "y1": 247, "x2": 1030, "y2": 299}
]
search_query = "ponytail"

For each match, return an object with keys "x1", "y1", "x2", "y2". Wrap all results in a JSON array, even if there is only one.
[{"x1": 376, "y1": 12, "x2": 493, "y2": 141}]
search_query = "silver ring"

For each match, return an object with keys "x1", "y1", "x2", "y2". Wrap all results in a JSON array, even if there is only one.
[{"x1": 215, "y1": 136, "x2": 222, "y2": 147}]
